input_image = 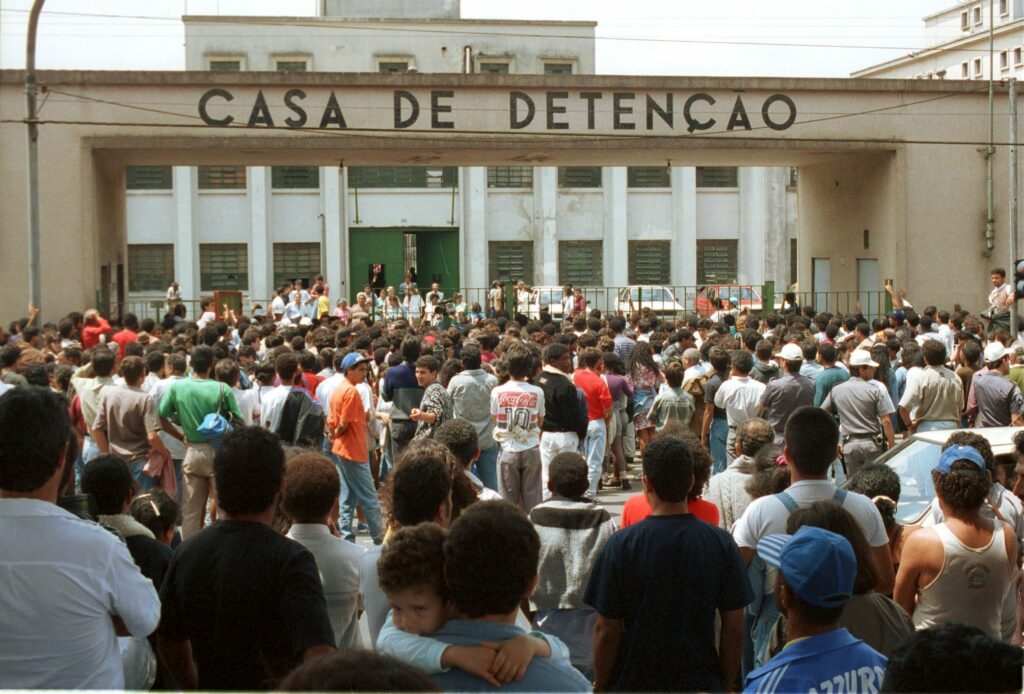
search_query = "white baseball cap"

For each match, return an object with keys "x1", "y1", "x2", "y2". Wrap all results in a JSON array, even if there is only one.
[
  {"x1": 779, "y1": 343, "x2": 803, "y2": 361},
  {"x1": 848, "y1": 350, "x2": 879, "y2": 368},
  {"x1": 984, "y1": 342, "x2": 1008, "y2": 364}
]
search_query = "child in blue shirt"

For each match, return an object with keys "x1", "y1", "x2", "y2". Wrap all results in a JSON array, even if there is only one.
[{"x1": 375, "y1": 522, "x2": 570, "y2": 686}]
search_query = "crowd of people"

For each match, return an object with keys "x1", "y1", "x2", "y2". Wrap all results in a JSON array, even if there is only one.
[{"x1": 2, "y1": 267, "x2": 1024, "y2": 692}]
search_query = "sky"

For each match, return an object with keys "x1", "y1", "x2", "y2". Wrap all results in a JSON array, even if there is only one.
[{"x1": 0, "y1": 0, "x2": 959, "y2": 77}]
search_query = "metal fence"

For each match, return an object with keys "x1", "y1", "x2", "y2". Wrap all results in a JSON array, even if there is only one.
[{"x1": 117, "y1": 284, "x2": 891, "y2": 325}]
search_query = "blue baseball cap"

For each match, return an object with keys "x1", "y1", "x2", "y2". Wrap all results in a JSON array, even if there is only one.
[
  {"x1": 756, "y1": 526, "x2": 856, "y2": 608},
  {"x1": 935, "y1": 444, "x2": 986, "y2": 474},
  {"x1": 340, "y1": 351, "x2": 372, "y2": 373}
]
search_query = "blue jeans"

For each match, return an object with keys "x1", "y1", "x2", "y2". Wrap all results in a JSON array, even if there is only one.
[
  {"x1": 337, "y1": 458, "x2": 384, "y2": 544},
  {"x1": 917, "y1": 420, "x2": 957, "y2": 432},
  {"x1": 710, "y1": 418, "x2": 729, "y2": 475},
  {"x1": 127, "y1": 459, "x2": 157, "y2": 493},
  {"x1": 584, "y1": 419, "x2": 607, "y2": 496},
  {"x1": 474, "y1": 445, "x2": 499, "y2": 492},
  {"x1": 750, "y1": 593, "x2": 779, "y2": 670}
]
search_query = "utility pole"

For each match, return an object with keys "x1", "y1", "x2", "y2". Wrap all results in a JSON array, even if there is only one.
[
  {"x1": 25, "y1": 0, "x2": 46, "y2": 316},
  {"x1": 985, "y1": 0, "x2": 996, "y2": 256},
  {"x1": 1011, "y1": 78, "x2": 1019, "y2": 338}
]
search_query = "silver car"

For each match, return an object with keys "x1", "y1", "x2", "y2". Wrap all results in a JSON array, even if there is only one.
[{"x1": 875, "y1": 426, "x2": 1021, "y2": 525}]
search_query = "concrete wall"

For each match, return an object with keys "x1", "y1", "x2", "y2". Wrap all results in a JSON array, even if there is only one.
[
  {"x1": 184, "y1": 18, "x2": 596, "y2": 75},
  {"x1": 321, "y1": 0, "x2": 460, "y2": 20}
]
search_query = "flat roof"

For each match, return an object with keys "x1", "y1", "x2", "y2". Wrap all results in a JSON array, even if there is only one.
[
  {"x1": 1, "y1": 69, "x2": 1010, "y2": 93},
  {"x1": 182, "y1": 15, "x2": 598, "y2": 28}
]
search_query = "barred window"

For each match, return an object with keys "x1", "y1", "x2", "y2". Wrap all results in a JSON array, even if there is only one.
[
  {"x1": 198, "y1": 165, "x2": 246, "y2": 190},
  {"x1": 558, "y1": 167, "x2": 602, "y2": 188},
  {"x1": 127, "y1": 244, "x2": 174, "y2": 292},
  {"x1": 273, "y1": 243, "x2": 321, "y2": 289},
  {"x1": 543, "y1": 62, "x2": 574, "y2": 75},
  {"x1": 696, "y1": 167, "x2": 739, "y2": 188},
  {"x1": 559, "y1": 241, "x2": 602, "y2": 286},
  {"x1": 627, "y1": 167, "x2": 670, "y2": 188},
  {"x1": 199, "y1": 244, "x2": 249, "y2": 291},
  {"x1": 347, "y1": 167, "x2": 458, "y2": 189},
  {"x1": 488, "y1": 242, "x2": 534, "y2": 285},
  {"x1": 487, "y1": 166, "x2": 533, "y2": 189},
  {"x1": 271, "y1": 166, "x2": 319, "y2": 189},
  {"x1": 628, "y1": 241, "x2": 671, "y2": 284},
  {"x1": 479, "y1": 62, "x2": 510, "y2": 74},
  {"x1": 275, "y1": 60, "x2": 308, "y2": 72},
  {"x1": 696, "y1": 240, "x2": 738, "y2": 284},
  {"x1": 126, "y1": 166, "x2": 172, "y2": 190},
  {"x1": 208, "y1": 59, "x2": 242, "y2": 72}
]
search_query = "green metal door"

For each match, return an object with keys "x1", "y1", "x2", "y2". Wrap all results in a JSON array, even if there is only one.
[
  {"x1": 348, "y1": 229, "x2": 405, "y2": 303},
  {"x1": 415, "y1": 230, "x2": 460, "y2": 298}
]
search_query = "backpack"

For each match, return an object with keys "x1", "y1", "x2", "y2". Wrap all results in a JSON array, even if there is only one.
[
  {"x1": 683, "y1": 372, "x2": 711, "y2": 437},
  {"x1": 278, "y1": 389, "x2": 326, "y2": 448}
]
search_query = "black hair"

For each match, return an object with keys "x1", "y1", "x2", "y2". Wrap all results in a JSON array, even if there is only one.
[
  {"x1": 845, "y1": 463, "x2": 901, "y2": 532},
  {"x1": 80, "y1": 455, "x2": 134, "y2": 516},
  {"x1": 275, "y1": 351, "x2": 299, "y2": 381},
  {"x1": 90, "y1": 347, "x2": 116, "y2": 377},
  {"x1": 542, "y1": 342, "x2": 570, "y2": 363},
  {"x1": 279, "y1": 649, "x2": 440, "y2": 692},
  {"x1": 400, "y1": 335, "x2": 422, "y2": 363},
  {"x1": 444, "y1": 501, "x2": 540, "y2": 618},
  {"x1": 190, "y1": 344, "x2": 215, "y2": 374},
  {"x1": 432, "y1": 418, "x2": 479, "y2": 469},
  {"x1": 130, "y1": 489, "x2": 178, "y2": 539},
  {"x1": 386, "y1": 440, "x2": 453, "y2": 527},
  {"x1": 731, "y1": 350, "x2": 754, "y2": 375},
  {"x1": 641, "y1": 435, "x2": 693, "y2": 503},
  {"x1": 784, "y1": 406, "x2": 839, "y2": 475},
  {"x1": 0, "y1": 387, "x2": 71, "y2": 492},
  {"x1": 548, "y1": 451, "x2": 589, "y2": 499},
  {"x1": 461, "y1": 346, "x2": 482, "y2": 370},
  {"x1": 503, "y1": 342, "x2": 534, "y2": 379},
  {"x1": 213, "y1": 427, "x2": 285, "y2": 516},
  {"x1": 882, "y1": 623, "x2": 1023, "y2": 693}
]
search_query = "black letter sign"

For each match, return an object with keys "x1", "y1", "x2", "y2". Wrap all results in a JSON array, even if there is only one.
[
  {"x1": 613, "y1": 92, "x2": 635, "y2": 130},
  {"x1": 761, "y1": 94, "x2": 797, "y2": 131},
  {"x1": 319, "y1": 91, "x2": 348, "y2": 129},
  {"x1": 431, "y1": 90, "x2": 455, "y2": 129},
  {"x1": 510, "y1": 92, "x2": 535, "y2": 129},
  {"x1": 283, "y1": 89, "x2": 307, "y2": 128},
  {"x1": 198, "y1": 88, "x2": 234, "y2": 126},
  {"x1": 683, "y1": 93, "x2": 716, "y2": 133},
  {"x1": 546, "y1": 92, "x2": 569, "y2": 130},
  {"x1": 727, "y1": 95, "x2": 752, "y2": 131},
  {"x1": 247, "y1": 90, "x2": 274, "y2": 128},
  {"x1": 394, "y1": 91, "x2": 420, "y2": 129}
]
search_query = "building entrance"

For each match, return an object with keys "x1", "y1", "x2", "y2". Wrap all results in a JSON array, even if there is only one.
[{"x1": 348, "y1": 228, "x2": 459, "y2": 303}]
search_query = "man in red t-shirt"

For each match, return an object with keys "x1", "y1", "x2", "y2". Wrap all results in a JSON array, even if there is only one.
[
  {"x1": 328, "y1": 351, "x2": 383, "y2": 544},
  {"x1": 110, "y1": 313, "x2": 139, "y2": 359},
  {"x1": 81, "y1": 309, "x2": 111, "y2": 350},
  {"x1": 573, "y1": 347, "x2": 612, "y2": 496}
]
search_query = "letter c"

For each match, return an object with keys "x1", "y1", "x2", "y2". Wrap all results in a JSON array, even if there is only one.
[{"x1": 198, "y1": 88, "x2": 234, "y2": 126}]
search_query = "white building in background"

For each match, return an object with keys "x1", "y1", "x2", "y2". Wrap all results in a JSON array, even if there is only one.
[
  {"x1": 125, "y1": 0, "x2": 796, "y2": 307},
  {"x1": 853, "y1": 0, "x2": 1024, "y2": 80}
]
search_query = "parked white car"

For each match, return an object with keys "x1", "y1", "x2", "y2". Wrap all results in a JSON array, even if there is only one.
[{"x1": 615, "y1": 286, "x2": 687, "y2": 318}]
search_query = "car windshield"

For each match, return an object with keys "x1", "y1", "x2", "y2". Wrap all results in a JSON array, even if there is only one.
[
  {"x1": 626, "y1": 288, "x2": 670, "y2": 303},
  {"x1": 883, "y1": 439, "x2": 939, "y2": 524},
  {"x1": 534, "y1": 290, "x2": 560, "y2": 306}
]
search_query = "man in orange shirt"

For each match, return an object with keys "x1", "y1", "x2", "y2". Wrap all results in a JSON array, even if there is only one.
[
  {"x1": 328, "y1": 351, "x2": 384, "y2": 544},
  {"x1": 573, "y1": 347, "x2": 612, "y2": 497}
]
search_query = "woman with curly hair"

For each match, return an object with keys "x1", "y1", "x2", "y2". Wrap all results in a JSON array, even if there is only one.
[{"x1": 627, "y1": 341, "x2": 663, "y2": 454}]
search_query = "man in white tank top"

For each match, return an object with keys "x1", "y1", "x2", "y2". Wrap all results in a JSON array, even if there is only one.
[{"x1": 894, "y1": 445, "x2": 1018, "y2": 639}]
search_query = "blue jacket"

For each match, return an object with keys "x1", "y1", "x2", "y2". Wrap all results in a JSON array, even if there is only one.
[{"x1": 744, "y1": 628, "x2": 887, "y2": 694}]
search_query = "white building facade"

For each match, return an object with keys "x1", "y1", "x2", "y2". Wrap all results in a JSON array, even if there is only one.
[
  {"x1": 853, "y1": 0, "x2": 1024, "y2": 80},
  {"x1": 124, "y1": 0, "x2": 796, "y2": 307}
]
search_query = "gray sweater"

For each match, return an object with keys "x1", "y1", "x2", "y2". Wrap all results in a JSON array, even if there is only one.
[{"x1": 528, "y1": 498, "x2": 616, "y2": 612}]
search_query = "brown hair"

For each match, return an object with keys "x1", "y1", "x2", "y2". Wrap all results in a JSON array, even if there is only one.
[
  {"x1": 377, "y1": 522, "x2": 448, "y2": 599},
  {"x1": 281, "y1": 453, "x2": 340, "y2": 524}
]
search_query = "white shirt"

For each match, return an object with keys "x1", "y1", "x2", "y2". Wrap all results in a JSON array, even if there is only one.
[
  {"x1": 359, "y1": 546, "x2": 388, "y2": 648},
  {"x1": 287, "y1": 524, "x2": 367, "y2": 650},
  {"x1": 231, "y1": 386, "x2": 260, "y2": 427},
  {"x1": 713, "y1": 375, "x2": 766, "y2": 427},
  {"x1": 260, "y1": 384, "x2": 293, "y2": 432},
  {"x1": 149, "y1": 375, "x2": 186, "y2": 459},
  {"x1": 732, "y1": 479, "x2": 889, "y2": 595},
  {"x1": 316, "y1": 373, "x2": 345, "y2": 411},
  {"x1": 0, "y1": 499, "x2": 160, "y2": 688},
  {"x1": 270, "y1": 295, "x2": 286, "y2": 316}
]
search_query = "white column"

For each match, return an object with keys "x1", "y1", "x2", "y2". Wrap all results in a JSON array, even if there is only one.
[
  {"x1": 762, "y1": 167, "x2": 790, "y2": 290},
  {"x1": 249, "y1": 167, "x2": 271, "y2": 301},
  {"x1": 671, "y1": 166, "x2": 697, "y2": 286},
  {"x1": 738, "y1": 167, "x2": 767, "y2": 285},
  {"x1": 462, "y1": 167, "x2": 487, "y2": 291},
  {"x1": 534, "y1": 167, "x2": 559, "y2": 285},
  {"x1": 603, "y1": 167, "x2": 628, "y2": 287},
  {"x1": 322, "y1": 166, "x2": 344, "y2": 299},
  {"x1": 173, "y1": 166, "x2": 197, "y2": 299}
]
